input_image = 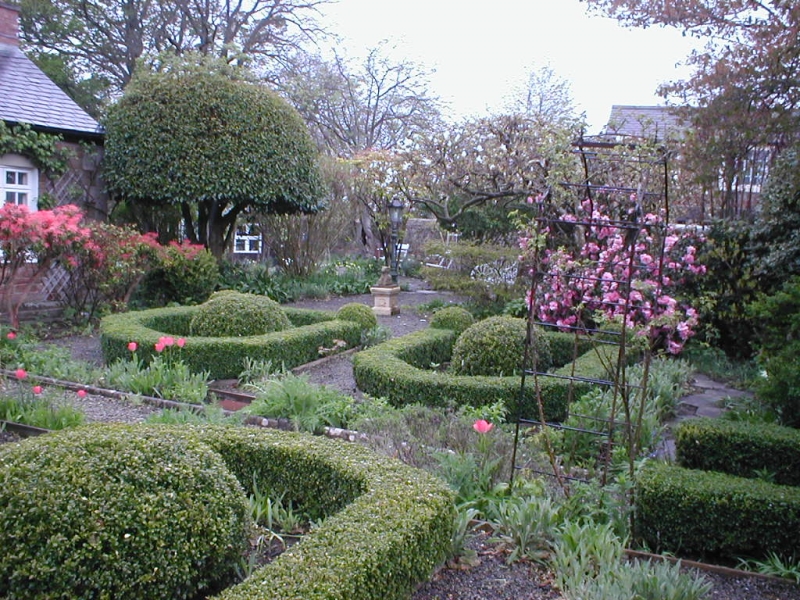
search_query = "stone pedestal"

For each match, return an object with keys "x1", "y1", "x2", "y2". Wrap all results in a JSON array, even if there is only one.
[{"x1": 370, "y1": 285, "x2": 400, "y2": 316}]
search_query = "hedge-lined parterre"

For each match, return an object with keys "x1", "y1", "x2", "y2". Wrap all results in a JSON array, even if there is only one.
[
  {"x1": 352, "y1": 322, "x2": 611, "y2": 422},
  {"x1": 0, "y1": 424, "x2": 454, "y2": 600},
  {"x1": 100, "y1": 303, "x2": 372, "y2": 380}
]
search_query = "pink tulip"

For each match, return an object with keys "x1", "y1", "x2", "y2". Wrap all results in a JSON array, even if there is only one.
[
  {"x1": 32, "y1": 385, "x2": 42, "y2": 394},
  {"x1": 176, "y1": 338, "x2": 186, "y2": 348},
  {"x1": 127, "y1": 342, "x2": 138, "y2": 352},
  {"x1": 163, "y1": 336, "x2": 175, "y2": 346},
  {"x1": 6, "y1": 331, "x2": 16, "y2": 340},
  {"x1": 473, "y1": 419, "x2": 493, "y2": 434},
  {"x1": 14, "y1": 368, "x2": 27, "y2": 380},
  {"x1": 77, "y1": 389, "x2": 87, "y2": 398},
  {"x1": 154, "y1": 342, "x2": 165, "y2": 353}
]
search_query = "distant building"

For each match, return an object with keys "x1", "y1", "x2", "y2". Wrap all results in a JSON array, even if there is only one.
[
  {"x1": 602, "y1": 105, "x2": 773, "y2": 221},
  {"x1": 0, "y1": 1, "x2": 106, "y2": 218}
]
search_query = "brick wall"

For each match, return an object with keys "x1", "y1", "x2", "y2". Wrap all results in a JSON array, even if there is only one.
[{"x1": 0, "y1": 2, "x2": 20, "y2": 47}]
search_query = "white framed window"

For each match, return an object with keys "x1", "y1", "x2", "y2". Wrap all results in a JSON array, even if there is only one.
[
  {"x1": 0, "y1": 155, "x2": 39, "y2": 210},
  {"x1": 233, "y1": 223, "x2": 262, "y2": 254}
]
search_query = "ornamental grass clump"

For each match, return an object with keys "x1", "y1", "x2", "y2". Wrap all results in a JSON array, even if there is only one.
[{"x1": 190, "y1": 290, "x2": 291, "y2": 337}]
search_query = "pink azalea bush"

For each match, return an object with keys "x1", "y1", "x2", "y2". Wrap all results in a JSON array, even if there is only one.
[{"x1": 520, "y1": 198, "x2": 706, "y2": 354}]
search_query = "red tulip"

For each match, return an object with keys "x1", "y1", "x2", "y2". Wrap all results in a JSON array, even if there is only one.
[
  {"x1": 6, "y1": 331, "x2": 16, "y2": 340},
  {"x1": 77, "y1": 389, "x2": 87, "y2": 398},
  {"x1": 14, "y1": 368, "x2": 27, "y2": 380},
  {"x1": 176, "y1": 338, "x2": 186, "y2": 348},
  {"x1": 32, "y1": 385, "x2": 42, "y2": 394},
  {"x1": 127, "y1": 342, "x2": 138, "y2": 352},
  {"x1": 473, "y1": 419, "x2": 493, "y2": 434}
]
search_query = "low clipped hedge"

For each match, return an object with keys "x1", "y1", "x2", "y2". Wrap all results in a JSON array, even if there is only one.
[
  {"x1": 100, "y1": 306, "x2": 364, "y2": 380},
  {"x1": 635, "y1": 461, "x2": 800, "y2": 560},
  {"x1": 675, "y1": 418, "x2": 800, "y2": 487},
  {"x1": 0, "y1": 426, "x2": 250, "y2": 600},
  {"x1": 352, "y1": 326, "x2": 610, "y2": 422},
  {"x1": 0, "y1": 424, "x2": 454, "y2": 600}
]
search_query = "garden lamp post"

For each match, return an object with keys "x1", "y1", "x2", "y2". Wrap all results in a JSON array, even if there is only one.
[{"x1": 388, "y1": 196, "x2": 404, "y2": 284}]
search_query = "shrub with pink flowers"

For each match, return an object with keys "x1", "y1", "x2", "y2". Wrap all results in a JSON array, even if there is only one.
[
  {"x1": 520, "y1": 199, "x2": 706, "y2": 354},
  {"x1": 0, "y1": 204, "x2": 88, "y2": 328}
]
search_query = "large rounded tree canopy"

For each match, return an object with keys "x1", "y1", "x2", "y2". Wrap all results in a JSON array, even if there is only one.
[{"x1": 103, "y1": 63, "x2": 324, "y2": 255}]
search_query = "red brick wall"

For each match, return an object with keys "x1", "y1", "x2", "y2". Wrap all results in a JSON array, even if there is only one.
[{"x1": 0, "y1": 2, "x2": 20, "y2": 47}]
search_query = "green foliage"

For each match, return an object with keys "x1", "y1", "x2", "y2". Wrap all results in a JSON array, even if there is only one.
[
  {"x1": 101, "y1": 305, "x2": 363, "y2": 380},
  {"x1": 145, "y1": 405, "x2": 238, "y2": 425},
  {"x1": 675, "y1": 418, "x2": 800, "y2": 487},
  {"x1": 750, "y1": 144, "x2": 800, "y2": 292},
  {"x1": 218, "y1": 260, "x2": 296, "y2": 303},
  {"x1": 0, "y1": 423, "x2": 454, "y2": 600},
  {"x1": 635, "y1": 462, "x2": 800, "y2": 560},
  {"x1": 352, "y1": 327, "x2": 613, "y2": 422},
  {"x1": 682, "y1": 342, "x2": 759, "y2": 388},
  {"x1": 103, "y1": 59, "x2": 324, "y2": 256},
  {"x1": 749, "y1": 276, "x2": 800, "y2": 427},
  {"x1": 336, "y1": 302, "x2": 378, "y2": 331},
  {"x1": 488, "y1": 494, "x2": 560, "y2": 563},
  {"x1": 0, "y1": 426, "x2": 250, "y2": 600},
  {"x1": 0, "y1": 390, "x2": 85, "y2": 429},
  {"x1": 360, "y1": 325, "x2": 392, "y2": 348},
  {"x1": 0, "y1": 121, "x2": 70, "y2": 176},
  {"x1": 105, "y1": 354, "x2": 210, "y2": 404},
  {"x1": 451, "y1": 316, "x2": 552, "y2": 377},
  {"x1": 136, "y1": 243, "x2": 219, "y2": 307},
  {"x1": 554, "y1": 520, "x2": 711, "y2": 600},
  {"x1": 429, "y1": 306, "x2": 474, "y2": 335},
  {"x1": 190, "y1": 291, "x2": 291, "y2": 338},
  {"x1": 678, "y1": 220, "x2": 760, "y2": 358},
  {"x1": 195, "y1": 425, "x2": 454, "y2": 600},
  {"x1": 739, "y1": 553, "x2": 800, "y2": 583},
  {"x1": 244, "y1": 373, "x2": 356, "y2": 433}
]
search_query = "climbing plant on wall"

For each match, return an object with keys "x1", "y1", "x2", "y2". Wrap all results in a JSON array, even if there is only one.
[{"x1": 0, "y1": 122, "x2": 70, "y2": 177}]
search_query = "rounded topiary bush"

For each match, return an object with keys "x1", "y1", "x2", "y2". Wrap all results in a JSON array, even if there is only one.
[
  {"x1": 190, "y1": 290, "x2": 291, "y2": 337},
  {"x1": 450, "y1": 316, "x2": 551, "y2": 377},
  {"x1": 336, "y1": 302, "x2": 378, "y2": 330},
  {"x1": 429, "y1": 306, "x2": 474, "y2": 335},
  {"x1": 0, "y1": 425, "x2": 250, "y2": 600}
]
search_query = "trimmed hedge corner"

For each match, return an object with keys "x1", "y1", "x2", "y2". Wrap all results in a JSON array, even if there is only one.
[
  {"x1": 100, "y1": 305, "x2": 365, "y2": 380},
  {"x1": 0, "y1": 424, "x2": 454, "y2": 600},
  {"x1": 352, "y1": 326, "x2": 613, "y2": 422},
  {"x1": 635, "y1": 461, "x2": 800, "y2": 560},
  {"x1": 675, "y1": 418, "x2": 800, "y2": 487}
]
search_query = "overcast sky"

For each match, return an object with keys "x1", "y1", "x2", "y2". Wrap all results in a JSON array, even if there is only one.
[{"x1": 319, "y1": 0, "x2": 703, "y2": 132}]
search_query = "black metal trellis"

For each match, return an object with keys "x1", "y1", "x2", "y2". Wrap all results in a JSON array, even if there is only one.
[{"x1": 510, "y1": 133, "x2": 673, "y2": 491}]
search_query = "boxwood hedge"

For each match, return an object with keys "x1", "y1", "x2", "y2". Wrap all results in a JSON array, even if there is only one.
[
  {"x1": 100, "y1": 306, "x2": 364, "y2": 380},
  {"x1": 0, "y1": 426, "x2": 250, "y2": 600},
  {"x1": 0, "y1": 424, "x2": 454, "y2": 600},
  {"x1": 352, "y1": 326, "x2": 609, "y2": 422},
  {"x1": 635, "y1": 461, "x2": 800, "y2": 560},
  {"x1": 675, "y1": 418, "x2": 800, "y2": 487}
]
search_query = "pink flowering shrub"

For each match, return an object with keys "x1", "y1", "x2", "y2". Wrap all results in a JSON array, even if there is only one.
[
  {"x1": 0, "y1": 204, "x2": 88, "y2": 328},
  {"x1": 520, "y1": 199, "x2": 706, "y2": 354}
]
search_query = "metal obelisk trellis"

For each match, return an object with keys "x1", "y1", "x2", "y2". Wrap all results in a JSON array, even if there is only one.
[{"x1": 510, "y1": 133, "x2": 673, "y2": 490}]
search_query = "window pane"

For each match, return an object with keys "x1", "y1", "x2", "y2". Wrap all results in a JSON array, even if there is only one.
[
  {"x1": 5, "y1": 172, "x2": 13, "y2": 185},
  {"x1": 5, "y1": 192, "x2": 14, "y2": 204},
  {"x1": 17, "y1": 172, "x2": 27, "y2": 185},
  {"x1": 17, "y1": 193, "x2": 27, "y2": 205}
]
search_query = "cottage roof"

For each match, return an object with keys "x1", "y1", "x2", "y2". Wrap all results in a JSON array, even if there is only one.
[
  {"x1": 603, "y1": 105, "x2": 686, "y2": 142},
  {"x1": 0, "y1": 42, "x2": 102, "y2": 137}
]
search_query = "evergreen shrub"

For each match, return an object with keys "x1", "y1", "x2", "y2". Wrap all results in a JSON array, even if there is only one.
[
  {"x1": 190, "y1": 291, "x2": 291, "y2": 337},
  {"x1": 429, "y1": 306, "x2": 474, "y2": 335},
  {"x1": 336, "y1": 302, "x2": 378, "y2": 331}
]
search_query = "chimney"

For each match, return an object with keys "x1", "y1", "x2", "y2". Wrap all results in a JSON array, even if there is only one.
[{"x1": 0, "y1": 2, "x2": 20, "y2": 47}]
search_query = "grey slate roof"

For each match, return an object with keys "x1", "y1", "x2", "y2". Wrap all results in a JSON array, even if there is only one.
[
  {"x1": 603, "y1": 105, "x2": 686, "y2": 141},
  {"x1": 0, "y1": 42, "x2": 101, "y2": 136}
]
